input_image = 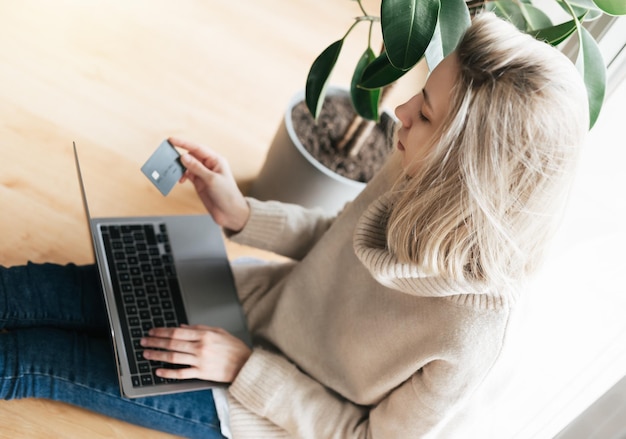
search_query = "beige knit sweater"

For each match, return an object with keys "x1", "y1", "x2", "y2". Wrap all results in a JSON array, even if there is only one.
[{"x1": 225, "y1": 153, "x2": 522, "y2": 438}]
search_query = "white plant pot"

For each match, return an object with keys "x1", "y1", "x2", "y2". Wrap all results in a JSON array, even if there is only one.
[{"x1": 249, "y1": 88, "x2": 367, "y2": 213}]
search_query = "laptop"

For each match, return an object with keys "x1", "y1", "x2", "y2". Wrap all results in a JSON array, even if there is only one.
[{"x1": 73, "y1": 142, "x2": 251, "y2": 398}]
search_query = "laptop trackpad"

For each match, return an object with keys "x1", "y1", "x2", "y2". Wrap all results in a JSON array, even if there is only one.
[
  {"x1": 177, "y1": 259, "x2": 247, "y2": 332},
  {"x1": 167, "y1": 216, "x2": 250, "y2": 344}
]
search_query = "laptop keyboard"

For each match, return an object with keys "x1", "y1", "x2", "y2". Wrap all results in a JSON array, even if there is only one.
[{"x1": 100, "y1": 223, "x2": 188, "y2": 388}]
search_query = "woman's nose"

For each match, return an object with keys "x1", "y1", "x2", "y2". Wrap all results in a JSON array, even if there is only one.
[
  {"x1": 395, "y1": 93, "x2": 419, "y2": 128},
  {"x1": 395, "y1": 101, "x2": 410, "y2": 127}
]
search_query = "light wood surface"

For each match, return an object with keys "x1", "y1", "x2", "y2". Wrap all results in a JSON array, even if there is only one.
[{"x1": 0, "y1": 0, "x2": 413, "y2": 437}]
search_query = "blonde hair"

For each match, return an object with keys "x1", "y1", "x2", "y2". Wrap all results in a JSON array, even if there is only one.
[{"x1": 386, "y1": 13, "x2": 589, "y2": 287}]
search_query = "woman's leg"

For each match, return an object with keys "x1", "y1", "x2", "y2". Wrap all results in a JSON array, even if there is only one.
[
  {"x1": 0, "y1": 327, "x2": 224, "y2": 439},
  {"x1": 0, "y1": 262, "x2": 107, "y2": 332},
  {"x1": 0, "y1": 263, "x2": 225, "y2": 438}
]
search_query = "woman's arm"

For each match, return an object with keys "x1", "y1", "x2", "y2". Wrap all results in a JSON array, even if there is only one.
[
  {"x1": 227, "y1": 197, "x2": 336, "y2": 260},
  {"x1": 140, "y1": 327, "x2": 490, "y2": 438},
  {"x1": 228, "y1": 349, "x2": 473, "y2": 438},
  {"x1": 170, "y1": 136, "x2": 337, "y2": 259}
]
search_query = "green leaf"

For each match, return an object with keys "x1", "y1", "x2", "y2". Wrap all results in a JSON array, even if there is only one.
[
  {"x1": 518, "y1": 2, "x2": 553, "y2": 30},
  {"x1": 556, "y1": 0, "x2": 603, "y2": 20},
  {"x1": 564, "y1": 0, "x2": 600, "y2": 9},
  {"x1": 351, "y1": 48, "x2": 381, "y2": 121},
  {"x1": 575, "y1": 22, "x2": 606, "y2": 128},
  {"x1": 424, "y1": 0, "x2": 471, "y2": 71},
  {"x1": 557, "y1": 0, "x2": 602, "y2": 18},
  {"x1": 424, "y1": 0, "x2": 470, "y2": 71},
  {"x1": 581, "y1": 8, "x2": 605, "y2": 20},
  {"x1": 425, "y1": 20, "x2": 444, "y2": 69},
  {"x1": 593, "y1": 0, "x2": 626, "y2": 15},
  {"x1": 305, "y1": 39, "x2": 343, "y2": 119},
  {"x1": 438, "y1": 0, "x2": 471, "y2": 55},
  {"x1": 381, "y1": 0, "x2": 440, "y2": 70},
  {"x1": 487, "y1": 1, "x2": 527, "y2": 30},
  {"x1": 530, "y1": 17, "x2": 579, "y2": 46},
  {"x1": 359, "y1": 51, "x2": 410, "y2": 89}
]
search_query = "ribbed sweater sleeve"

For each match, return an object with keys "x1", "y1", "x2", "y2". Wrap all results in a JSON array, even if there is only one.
[
  {"x1": 227, "y1": 198, "x2": 337, "y2": 260},
  {"x1": 228, "y1": 347, "x2": 490, "y2": 438},
  {"x1": 229, "y1": 349, "x2": 372, "y2": 438}
]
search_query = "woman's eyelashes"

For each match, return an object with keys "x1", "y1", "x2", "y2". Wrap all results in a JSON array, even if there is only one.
[{"x1": 419, "y1": 110, "x2": 429, "y2": 123}]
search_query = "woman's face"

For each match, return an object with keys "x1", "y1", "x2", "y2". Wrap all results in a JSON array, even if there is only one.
[{"x1": 394, "y1": 54, "x2": 459, "y2": 174}]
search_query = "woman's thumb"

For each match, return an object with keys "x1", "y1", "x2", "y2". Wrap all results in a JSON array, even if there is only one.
[{"x1": 181, "y1": 153, "x2": 212, "y2": 180}]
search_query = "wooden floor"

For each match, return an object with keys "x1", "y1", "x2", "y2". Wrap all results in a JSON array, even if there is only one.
[{"x1": 2, "y1": 1, "x2": 626, "y2": 438}]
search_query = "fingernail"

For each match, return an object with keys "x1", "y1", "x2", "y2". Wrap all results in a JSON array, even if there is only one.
[{"x1": 181, "y1": 154, "x2": 191, "y2": 163}]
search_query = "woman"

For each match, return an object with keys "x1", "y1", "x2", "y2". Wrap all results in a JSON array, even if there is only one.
[{"x1": 0, "y1": 14, "x2": 588, "y2": 438}]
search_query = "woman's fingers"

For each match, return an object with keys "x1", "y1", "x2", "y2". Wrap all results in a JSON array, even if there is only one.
[
  {"x1": 181, "y1": 323, "x2": 226, "y2": 334},
  {"x1": 169, "y1": 137, "x2": 219, "y2": 167},
  {"x1": 141, "y1": 328, "x2": 202, "y2": 370},
  {"x1": 141, "y1": 335, "x2": 195, "y2": 352},
  {"x1": 143, "y1": 326, "x2": 203, "y2": 343},
  {"x1": 142, "y1": 348, "x2": 197, "y2": 366},
  {"x1": 153, "y1": 365, "x2": 200, "y2": 380},
  {"x1": 140, "y1": 326, "x2": 222, "y2": 361},
  {"x1": 168, "y1": 136, "x2": 205, "y2": 155},
  {"x1": 139, "y1": 325, "x2": 251, "y2": 383},
  {"x1": 169, "y1": 138, "x2": 228, "y2": 192},
  {"x1": 180, "y1": 151, "x2": 214, "y2": 182}
]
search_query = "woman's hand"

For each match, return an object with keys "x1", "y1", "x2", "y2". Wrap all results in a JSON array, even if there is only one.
[
  {"x1": 169, "y1": 137, "x2": 250, "y2": 233},
  {"x1": 141, "y1": 324, "x2": 252, "y2": 383}
]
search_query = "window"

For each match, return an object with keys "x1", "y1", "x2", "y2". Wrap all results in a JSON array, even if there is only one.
[{"x1": 495, "y1": 17, "x2": 626, "y2": 438}]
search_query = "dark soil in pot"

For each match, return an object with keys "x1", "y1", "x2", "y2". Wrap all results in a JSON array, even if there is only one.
[{"x1": 291, "y1": 94, "x2": 396, "y2": 183}]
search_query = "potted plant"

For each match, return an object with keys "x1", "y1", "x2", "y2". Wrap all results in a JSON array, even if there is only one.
[{"x1": 250, "y1": 0, "x2": 626, "y2": 212}]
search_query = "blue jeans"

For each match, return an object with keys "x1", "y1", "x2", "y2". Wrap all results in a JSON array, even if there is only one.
[{"x1": 0, "y1": 262, "x2": 225, "y2": 439}]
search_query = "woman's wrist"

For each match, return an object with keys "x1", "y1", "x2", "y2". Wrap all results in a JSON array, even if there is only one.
[{"x1": 227, "y1": 197, "x2": 251, "y2": 233}]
